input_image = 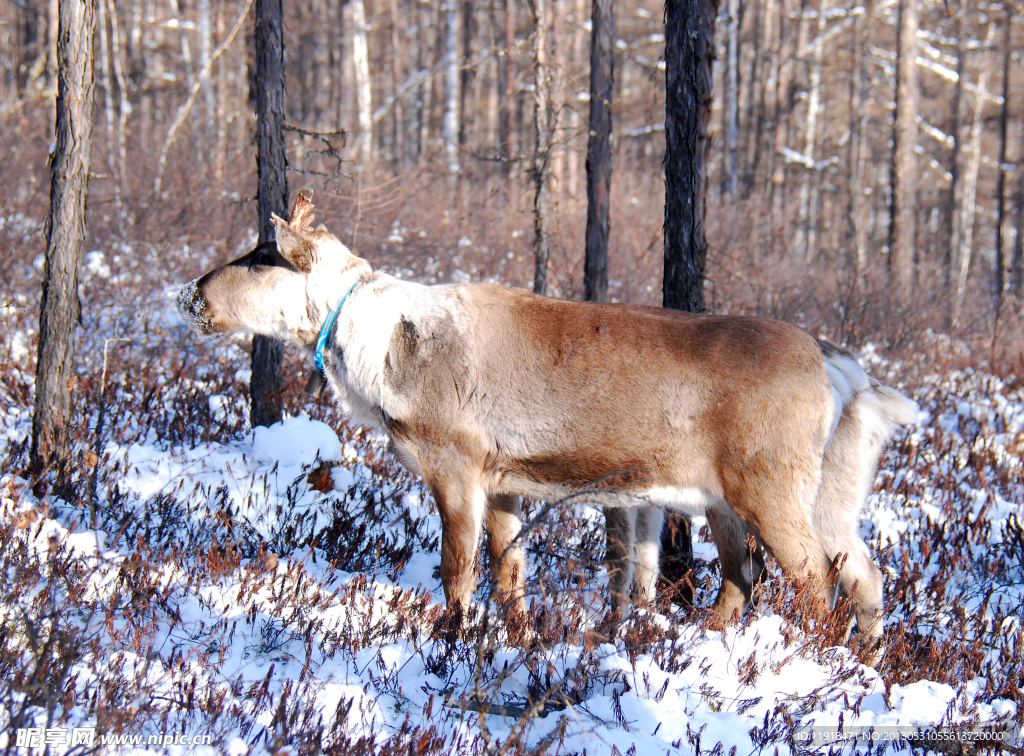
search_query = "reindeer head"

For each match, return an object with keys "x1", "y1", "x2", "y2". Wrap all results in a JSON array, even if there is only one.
[{"x1": 177, "y1": 189, "x2": 371, "y2": 347}]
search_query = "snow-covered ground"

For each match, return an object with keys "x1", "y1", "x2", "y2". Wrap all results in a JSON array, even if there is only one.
[{"x1": 0, "y1": 318, "x2": 1021, "y2": 753}]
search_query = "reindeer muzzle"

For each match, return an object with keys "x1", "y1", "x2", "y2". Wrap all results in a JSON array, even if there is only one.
[{"x1": 177, "y1": 279, "x2": 213, "y2": 334}]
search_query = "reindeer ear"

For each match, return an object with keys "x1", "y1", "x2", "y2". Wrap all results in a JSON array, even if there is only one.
[
  {"x1": 272, "y1": 220, "x2": 315, "y2": 272},
  {"x1": 269, "y1": 190, "x2": 323, "y2": 272}
]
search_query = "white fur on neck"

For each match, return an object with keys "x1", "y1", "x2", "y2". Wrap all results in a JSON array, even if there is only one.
[{"x1": 317, "y1": 268, "x2": 450, "y2": 431}]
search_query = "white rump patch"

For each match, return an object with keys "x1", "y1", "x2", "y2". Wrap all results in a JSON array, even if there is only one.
[{"x1": 823, "y1": 353, "x2": 871, "y2": 446}]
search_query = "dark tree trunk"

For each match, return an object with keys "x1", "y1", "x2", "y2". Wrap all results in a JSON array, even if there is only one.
[
  {"x1": 251, "y1": 0, "x2": 287, "y2": 428},
  {"x1": 994, "y1": 10, "x2": 1012, "y2": 304},
  {"x1": 660, "y1": 0, "x2": 718, "y2": 597},
  {"x1": 31, "y1": 0, "x2": 95, "y2": 479},
  {"x1": 584, "y1": 0, "x2": 617, "y2": 607},
  {"x1": 584, "y1": 0, "x2": 613, "y2": 303},
  {"x1": 663, "y1": 0, "x2": 716, "y2": 314}
]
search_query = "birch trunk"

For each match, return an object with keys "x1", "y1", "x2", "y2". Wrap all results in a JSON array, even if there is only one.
[
  {"x1": 504, "y1": 0, "x2": 516, "y2": 163},
  {"x1": 47, "y1": 0, "x2": 58, "y2": 103},
  {"x1": 1014, "y1": 167, "x2": 1024, "y2": 300},
  {"x1": 417, "y1": 0, "x2": 429, "y2": 163},
  {"x1": 743, "y1": 0, "x2": 766, "y2": 192},
  {"x1": 197, "y1": 0, "x2": 214, "y2": 128},
  {"x1": 107, "y1": 0, "x2": 128, "y2": 221},
  {"x1": 769, "y1": 0, "x2": 796, "y2": 236},
  {"x1": 846, "y1": 2, "x2": 868, "y2": 286},
  {"x1": 442, "y1": 0, "x2": 460, "y2": 185},
  {"x1": 723, "y1": 0, "x2": 739, "y2": 197},
  {"x1": 568, "y1": 0, "x2": 585, "y2": 198},
  {"x1": 459, "y1": 0, "x2": 473, "y2": 148},
  {"x1": 888, "y1": 0, "x2": 918, "y2": 291},
  {"x1": 215, "y1": 5, "x2": 228, "y2": 186},
  {"x1": 551, "y1": 0, "x2": 566, "y2": 189},
  {"x1": 96, "y1": 0, "x2": 121, "y2": 216},
  {"x1": 994, "y1": 11, "x2": 1012, "y2": 303},
  {"x1": 391, "y1": 0, "x2": 405, "y2": 167},
  {"x1": 794, "y1": 0, "x2": 827, "y2": 262},
  {"x1": 532, "y1": 0, "x2": 551, "y2": 295},
  {"x1": 953, "y1": 25, "x2": 995, "y2": 325},
  {"x1": 168, "y1": 0, "x2": 195, "y2": 87},
  {"x1": 352, "y1": 0, "x2": 374, "y2": 161},
  {"x1": 944, "y1": 2, "x2": 964, "y2": 292},
  {"x1": 31, "y1": 0, "x2": 94, "y2": 477}
]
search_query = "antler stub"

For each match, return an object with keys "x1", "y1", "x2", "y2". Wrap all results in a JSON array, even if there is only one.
[{"x1": 288, "y1": 188, "x2": 316, "y2": 230}]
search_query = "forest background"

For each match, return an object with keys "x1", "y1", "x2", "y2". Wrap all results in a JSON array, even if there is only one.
[{"x1": 3, "y1": 0, "x2": 1023, "y2": 362}]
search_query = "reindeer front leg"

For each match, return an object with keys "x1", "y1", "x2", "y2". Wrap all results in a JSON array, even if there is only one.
[{"x1": 427, "y1": 474, "x2": 486, "y2": 612}]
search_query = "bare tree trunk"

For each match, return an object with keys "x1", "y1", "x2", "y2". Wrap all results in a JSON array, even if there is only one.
[
  {"x1": 352, "y1": 0, "x2": 374, "y2": 161},
  {"x1": 743, "y1": 0, "x2": 767, "y2": 193},
  {"x1": 442, "y1": 0, "x2": 461, "y2": 187},
  {"x1": 315, "y1": 0, "x2": 333, "y2": 127},
  {"x1": 14, "y1": 0, "x2": 42, "y2": 95},
  {"x1": 583, "y1": 0, "x2": 613, "y2": 303},
  {"x1": 169, "y1": 0, "x2": 196, "y2": 95},
  {"x1": 417, "y1": 0, "x2": 429, "y2": 164},
  {"x1": 794, "y1": 0, "x2": 827, "y2": 262},
  {"x1": 459, "y1": 0, "x2": 474, "y2": 149},
  {"x1": 662, "y1": 0, "x2": 719, "y2": 593},
  {"x1": 251, "y1": 0, "x2": 287, "y2": 428},
  {"x1": 504, "y1": 0, "x2": 516, "y2": 163},
  {"x1": 954, "y1": 24, "x2": 994, "y2": 326},
  {"x1": 550, "y1": 0, "x2": 566, "y2": 190},
  {"x1": 568, "y1": 0, "x2": 585, "y2": 198},
  {"x1": 391, "y1": 0, "x2": 405, "y2": 168},
  {"x1": 106, "y1": 0, "x2": 129, "y2": 226},
  {"x1": 532, "y1": 0, "x2": 551, "y2": 295},
  {"x1": 96, "y1": 0, "x2": 121, "y2": 216},
  {"x1": 723, "y1": 0, "x2": 739, "y2": 197},
  {"x1": 994, "y1": 10, "x2": 1012, "y2": 304},
  {"x1": 46, "y1": 0, "x2": 58, "y2": 106},
  {"x1": 664, "y1": 0, "x2": 717, "y2": 312},
  {"x1": 944, "y1": 2, "x2": 964, "y2": 293},
  {"x1": 769, "y1": 0, "x2": 796, "y2": 236},
  {"x1": 846, "y1": 2, "x2": 867, "y2": 285},
  {"x1": 197, "y1": 0, "x2": 215, "y2": 128},
  {"x1": 888, "y1": 0, "x2": 918, "y2": 291},
  {"x1": 215, "y1": 4, "x2": 228, "y2": 186},
  {"x1": 31, "y1": 0, "x2": 95, "y2": 479},
  {"x1": 1014, "y1": 167, "x2": 1024, "y2": 301}
]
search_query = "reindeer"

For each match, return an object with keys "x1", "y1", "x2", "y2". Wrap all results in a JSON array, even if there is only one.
[{"x1": 178, "y1": 190, "x2": 917, "y2": 661}]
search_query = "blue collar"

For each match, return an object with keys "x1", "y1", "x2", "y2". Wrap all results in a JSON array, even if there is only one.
[{"x1": 314, "y1": 280, "x2": 361, "y2": 374}]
